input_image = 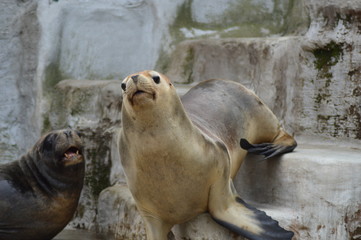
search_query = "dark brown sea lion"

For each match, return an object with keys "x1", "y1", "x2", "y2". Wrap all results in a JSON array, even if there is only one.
[
  {"x1": 119, "y1": 70, "x2": 297, "y2": 240},
  {"x1": 0, "y1": 129, "x2": 85, "y2": 240}
]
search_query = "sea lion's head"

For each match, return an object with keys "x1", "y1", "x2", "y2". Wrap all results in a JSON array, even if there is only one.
[
  {"x1": 121, "y1": 70, "x2": 175, "y2": 111},
  {"x1": 34, "y1": 129, "x2": 84, "y2": 169}
]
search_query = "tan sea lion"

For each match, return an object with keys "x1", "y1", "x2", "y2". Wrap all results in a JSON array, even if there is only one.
[
  {"x1": 119, "y1": 70, "x2": 297, "y2": 240},
  {"x1": 0, "y1": 129, "x2": 85, "y2": 240}
]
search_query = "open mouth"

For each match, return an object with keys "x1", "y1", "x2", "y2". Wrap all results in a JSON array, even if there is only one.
[{"x1": 62, "y1": 146, "x2": 83, "y2": 166}]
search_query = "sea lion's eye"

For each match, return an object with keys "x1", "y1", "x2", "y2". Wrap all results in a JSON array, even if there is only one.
[
  {"x1": 152, "y1": 76, "x2": 160, "y2": 84},
  {"x1": 75, "y1": 130, "x2": 83, "y2": 138},
  {"x1": 42, "y1": 134, "x2": 54, "y2": 152},
  {"x1": 121, "y1": 83, "x2": 126, "y2": 91}
]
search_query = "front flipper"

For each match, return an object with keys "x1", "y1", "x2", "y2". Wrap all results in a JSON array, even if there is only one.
[
  {"x1": 240, "y1": 138, "x2": 296, "y2": 159},
  {"x1": 211, "y1": 197, "x2": 294, "y2": 240}
]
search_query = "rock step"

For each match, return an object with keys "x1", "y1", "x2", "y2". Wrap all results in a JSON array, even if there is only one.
[
  {"x1": 235, "y1": 136, "x2": 361, "y2": 240},
  {"x1": 54, "y1": 229, "x2": 108, "y2": 240}
]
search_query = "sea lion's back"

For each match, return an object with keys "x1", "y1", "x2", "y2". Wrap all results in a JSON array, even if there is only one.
[{"x1": 181, "y1": 79, "x2": 279, "y2": 146}]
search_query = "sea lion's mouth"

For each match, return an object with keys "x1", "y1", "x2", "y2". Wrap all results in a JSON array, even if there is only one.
[
  {"x1": 132, "y1": 90, "x2": 150, "y2": 97},
  {"x1": 133, "y1": 90, "x2": 146, "y2": 96},
  {"x1": 62, "y1": 146, "x2": 83, "y2": 166},
  {"x1": 130, "y1": 89, "x2": 156, "y2": 103}
]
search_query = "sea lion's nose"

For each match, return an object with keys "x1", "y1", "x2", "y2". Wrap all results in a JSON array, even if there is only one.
[
  {"x1": 75, "y1": 130, "x2": 83, "y2": 138},
  {"x1": 131, "y1": 75, "x2": 139, "y2": 83},
  {"x1": 121, "y1": 83, "x2": 126, "y2": 91}
]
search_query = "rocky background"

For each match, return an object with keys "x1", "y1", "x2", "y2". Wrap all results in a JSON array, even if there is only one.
[{"x1": 0, "y1": 0, "x2": 360, "y2": 239}]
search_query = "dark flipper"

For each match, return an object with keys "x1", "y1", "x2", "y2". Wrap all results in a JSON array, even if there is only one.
[
  {"x1": 240, "y1": 138, "x2": 296, "y2": 159},
  {"x1": 212, "y1": 197, "x2": 294, "y2": 240}
]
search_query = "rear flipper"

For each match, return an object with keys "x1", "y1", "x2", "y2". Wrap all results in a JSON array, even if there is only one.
[{"x1": 211, "y1": 197, "x2": 294, "y2": 240}]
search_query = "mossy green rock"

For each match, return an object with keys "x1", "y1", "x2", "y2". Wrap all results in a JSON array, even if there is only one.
[{"x1": 46, "y1": 79, "x2": 124, "y2": 229}]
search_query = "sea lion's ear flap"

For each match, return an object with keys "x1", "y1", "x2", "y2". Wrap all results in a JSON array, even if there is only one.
[
  {"x1": 75, "y1": 130, "x2": 83, "y2": 138},
  {"x1": 240, "y1": 138, "x2": 297, "y2": 159}
]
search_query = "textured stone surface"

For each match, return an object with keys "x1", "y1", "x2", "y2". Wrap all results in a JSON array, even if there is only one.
[
  {"x1": 235, "y1": 136, "x2": 361, "y2": 240},
  {"x1": 97, "y1": 184, "x2": 147, "y2": 240},
  {"x1": 48, "y1": 79, "x2": 125, "y2": 229},
  {"x1": 164, "y1": 0, "x2": 361, "y2": 141},
  {"x1": 298, "y1": 2, "x2": 361, "y2": 140},
  {"x1": 54, "y1": 229, "x2": 109, "y2": 240},
  {"x1": 164, "y1": 37, "x2": 301, "y2": 133},
  {"x1": 169, "y1": 0, "x2": 308, "y2": 40},
  {"x1": 36, "y1": 0, "x2": 183, "y2": 82},
  {"x1": 164, "y1": 33, "x2": 361, "y2": 140},
  {"x1": 0, "y1": 1, "x2": 40, "y2": 162},
  {"x1": 172, "y1": 214, "x2": 245, "y2": 240}
]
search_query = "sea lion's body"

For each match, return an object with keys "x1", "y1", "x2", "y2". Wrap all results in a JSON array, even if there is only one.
[
  {"x1": 0, "y1": 130, "x2": 84, "y2": 240},
  {"x1": 120, "y1": 71, "x2": 296, "y2": 240}
]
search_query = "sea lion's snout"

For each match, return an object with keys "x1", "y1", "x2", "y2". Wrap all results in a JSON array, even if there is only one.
[{"x1": 122, "y1": 72, "x2": 159, "y2": 106}]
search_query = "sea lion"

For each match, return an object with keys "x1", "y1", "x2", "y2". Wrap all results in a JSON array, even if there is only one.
[
  {"x1": 119, "y1": 70, "x2": 297, "y2": 240},
  {"x1": 0, "y1": 129, "x2": 85, "y2": 240}
]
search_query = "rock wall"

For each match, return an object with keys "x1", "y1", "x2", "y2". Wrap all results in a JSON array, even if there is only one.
[
  {"x1": 299, "y1": 2, "x2": 361, "y2": 140},
  {"x1": 164, "y1": 1, "x2": 361, "y2": 141},
  {"x1": 164, "y1": 37, "x2": 302, "y2": 132},
  {"x1": 0, "y1": 0, "x2": 40, "y2": 162},
  {"x1": 47, "y1": 79, "x2": 124, "y2": 229}
]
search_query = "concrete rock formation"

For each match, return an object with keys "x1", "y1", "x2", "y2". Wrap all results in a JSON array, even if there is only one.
[
  {"x1": 48, "y1": 79, "x2": 124, "y2": 229},
  {"x1": 97, "y1": 184, "x2": 147, "y2": 240},
  {"x1": 0, "y1": 1, "x2": 40, "y2": 162},
  {"x1": 235, "y1": 137, "x2": 361, "y2": 239},
  {"x1": 0, "y1": 0, "x2": 360, "y2": 239}
]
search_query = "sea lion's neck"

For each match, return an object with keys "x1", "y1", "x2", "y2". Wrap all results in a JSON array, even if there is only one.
[
  {"x1": 121, "y1": 95, "x2": 201, "y2": 154},
  {"x1": 19, "y1": 152, "x2": 83, "y2": 197},
  {"x1": 123, "y1": 94, "x2": 195, "y2": 134}
]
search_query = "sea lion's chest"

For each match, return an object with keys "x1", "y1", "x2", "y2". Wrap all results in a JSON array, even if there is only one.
[
  {"x1": 0, "y1": 177, "x2": 76, "y2": 221},
  {"x1": 0, "y1": 163, "x2": 80, "y2": 233},
  {"x1": 121, "y1": 126, "x2": 223, "y2": 220},
  {"x1": 126, "y1": 128, "x2": 212, "y2": 179}
]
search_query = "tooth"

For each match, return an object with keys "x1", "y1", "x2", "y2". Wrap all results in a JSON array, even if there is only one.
[
  {"x1": 64, "y1": 153, "x2": 69, "y2": 158},
  {"x1": 76, "y1": 150, "x2": 79, "y2": 155}
]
